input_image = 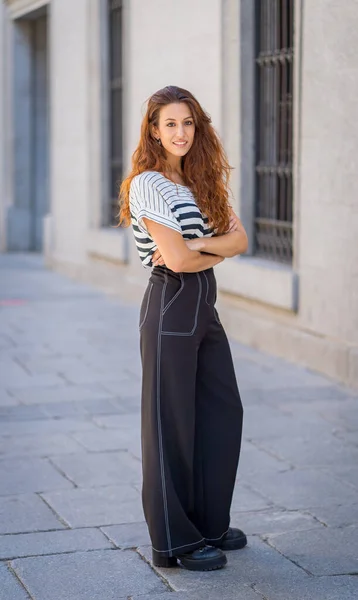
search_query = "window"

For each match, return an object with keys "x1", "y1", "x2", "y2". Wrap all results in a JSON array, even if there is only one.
[
  {"x1": 255, "y1": 0, "x2": 294, "y2": 263},
  {"x1": 108, "y1": 0, "x2": 123, "y2": 225}
]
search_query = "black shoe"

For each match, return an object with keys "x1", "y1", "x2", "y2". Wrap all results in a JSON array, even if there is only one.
[
  {"x1": 152, "y1": 545, "x2": 227, "y2": 571},
  {"x1": 215, "y1": 528, "x2": 247, "y2": 551}
]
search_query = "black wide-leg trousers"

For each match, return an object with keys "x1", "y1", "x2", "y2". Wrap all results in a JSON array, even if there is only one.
[{"x1": 139, "y1": 266, "x2": 243, "y2": 558}]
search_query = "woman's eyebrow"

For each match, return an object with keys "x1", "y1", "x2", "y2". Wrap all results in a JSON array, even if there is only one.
[{"x1": 164, "y1": 116, "x2": 193, "y2": 121}]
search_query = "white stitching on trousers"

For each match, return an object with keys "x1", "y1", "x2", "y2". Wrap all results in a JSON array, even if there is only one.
[
  {"x1": 156, "y1": 278, "x2": 172, "y2": 553},
  {"x1": 161, "y1": 273, "x2": 202, "y2": 336},
  {"x1": 152, "y1": 526, "x2": 230, "y2": 553},
  {"x1": 205, "y1": 527, "x2": 230, "y2": 541},
  {"x1": 139, "y1": 282, "x2": 154, "y2": 330},
  {"x1": 152, "y1": 538, "x2": 205, "y2": 553},
  {"x1": 162, "y1": 272, "x2": 184, "y2": 315}
]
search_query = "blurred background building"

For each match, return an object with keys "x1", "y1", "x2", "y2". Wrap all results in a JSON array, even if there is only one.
[{"x1": 0, "y1": 0, "x2": 357, "y2": 388}]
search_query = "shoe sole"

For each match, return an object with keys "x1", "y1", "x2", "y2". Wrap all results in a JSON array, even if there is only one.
[
  {"x1": 178, "y1": 555, "x2": 227, "y2": 571},
  {"x1": 219, "y1": 534, "x2": 247, "y2": 551}
]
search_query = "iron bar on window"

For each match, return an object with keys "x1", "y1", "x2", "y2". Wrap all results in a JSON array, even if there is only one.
[
  {"x1": 255, "y1": 0, "x2": 294, "y2": 263},
  {"x1": 109, "y1": 0, "x2": 123, "y2": 225}
]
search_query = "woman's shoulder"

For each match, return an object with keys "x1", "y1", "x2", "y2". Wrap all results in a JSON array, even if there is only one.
[
  {"x1": 130, "y1": 172, "x2": 168, "y2": 210},
  {"x1": 132, "y1": 170, "x2": 164, "y2": 188}
]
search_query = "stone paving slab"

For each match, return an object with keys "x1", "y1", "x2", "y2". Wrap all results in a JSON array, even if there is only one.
[
  {"x1": 0, "y1": 457, "x2": 74, "y2": 495},
  {"x1": 254, "y1": 575, "x2": 358, "y2": 600},
  {"x1": 230, "y1": 508, "x2": 323, "y2": 536},
  {"x1": 92, "y1": 412, "x2": 141, "y2": 430},
  {"x1": 2, "y1": 372, "x2": 67, "y2": 389},
  {"x1": 324, "y1": 465, "x2": 358, "y2": 489},
  {"x1": 70, "y1": 427, "x2": 138, "y2": 452},
  {"x1": 230, "y1": 482, "x2": 274, "y2": 512},
  {"x1": 0, "y1": 389, "x2": 18, "y2": 406},
  {"x1": 334, "y1": 427, "x2": 358, "y2": 448},
  {"x1": 248, "y1": 467, "x2": 358, "y2": 510},
  {"x1": 255, "y1": 433, "x2": 358, "y2": 467},
  {"x1": 100, "y1": 378, "x2": 142, "y2": 398},
  {"x1": 133, "y1": 588, "x2": 265, "y2": 600},
  {"x1": 237, "y1": 440, "x2": 291, "y2": 486},
  {"x1": 11, "y1": 549, "x2": 167, "y2": 600},
  {"x1": 0, "y1": 564, "x2": 29, "y2": 600},
  {"x1": 49, "y1": 450, "x2": 142, "y2": 487},
  {"x1": 306, "y1": 503, "x2": 358, "y2": 528},
  {"x1": 267, "y1": 525, "x2": 358, "y2": 575},
  {"x1": 243, "y1": 403, "x2": 337, "y2": 442},
  {"x1": 0, "y1": 404, "x2": 46, "y2": 421},
  {"x1": 0, "y1": 527, "x2": 113, "y2": 560},
  {"x1": 0, "y1": 493, "x2": 66, "y2": 534},
  {"x1": 40, "y1": 397, "x2": 123, "y2": 418},
  {"x1": 138, "y1": 537, "x2": 306, "y2": 592},
  {"x1": 0, "y1": 416, "x2": 99, "y2": 436},
  {"x1": 0, "y1": 433, "x2": 85, "y2": 458},
  {"x1": 42, "y1": 484, "x2": 144, "y2": 528},
  {"x1": 101, "y1": 521, "x2": 151, "y2": 548},
  {"x1": 7, "y1": 382, "x2": 114, "y2": 405},
  {"x1": 257, "y1": 384, "x2": 356, "y2": 404}
]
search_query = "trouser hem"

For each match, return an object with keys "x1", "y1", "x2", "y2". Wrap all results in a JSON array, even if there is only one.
[{"x1": 152, "y1": 538, "x2": 206, "y2": 558}]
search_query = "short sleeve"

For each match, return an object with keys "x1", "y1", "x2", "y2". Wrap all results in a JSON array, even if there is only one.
[{"x1": 130, "y1": 173, "x2": 182, "y2": 235}]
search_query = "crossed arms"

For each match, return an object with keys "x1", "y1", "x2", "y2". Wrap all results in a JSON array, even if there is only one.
[{"x1": 142, "y1": 208, "x2": 248, "y2": 274}]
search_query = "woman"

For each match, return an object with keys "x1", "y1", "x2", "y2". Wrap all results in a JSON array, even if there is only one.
[{"x1": 119, "y1": 86, "x2": 248, "y2": 572}]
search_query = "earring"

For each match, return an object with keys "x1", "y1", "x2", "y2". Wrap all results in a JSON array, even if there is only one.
[{"x1": 155, "y1": 138, "x2": 162, "y2": 146}]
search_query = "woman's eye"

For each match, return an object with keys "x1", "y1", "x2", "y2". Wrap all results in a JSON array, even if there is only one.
[{"x1": 166, "y1": 121, "x2": 193, "y2": 127}]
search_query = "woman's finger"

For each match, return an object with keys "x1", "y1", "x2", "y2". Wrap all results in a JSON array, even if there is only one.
[{"x1": 152, "y1": 250, "x2": 161, "y2": 262}]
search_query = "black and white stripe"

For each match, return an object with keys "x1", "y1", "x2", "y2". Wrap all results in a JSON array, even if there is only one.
[{"x1": 129, "y1": 171, "x2": 214, "y2": 268}]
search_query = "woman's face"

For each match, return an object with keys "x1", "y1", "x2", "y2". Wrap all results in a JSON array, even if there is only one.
[{"x1": 153, "y1": 102, "x2": 195, "y2": 160}]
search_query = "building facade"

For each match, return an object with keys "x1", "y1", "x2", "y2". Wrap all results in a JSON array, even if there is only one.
[{"x1": 1, "y1": 0, "x2": 357, "y2": 388}]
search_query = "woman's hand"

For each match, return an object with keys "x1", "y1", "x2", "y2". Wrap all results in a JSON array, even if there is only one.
[
  {"x1": 227, "y1": 207, "x2": 242, "y2": 233},
  {"x1": 152, "y1": 248, "x2": 165, "y2": 267}
]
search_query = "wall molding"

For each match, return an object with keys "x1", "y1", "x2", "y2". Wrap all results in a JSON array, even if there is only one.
[
  {"x1": 216, "y1": 256, "x2": 298, "y2": 312},
  {"x1": 5, "y1": 0, "x2": 49, "y2": 20}
]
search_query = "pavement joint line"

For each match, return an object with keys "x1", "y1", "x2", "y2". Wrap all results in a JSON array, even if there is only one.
[
  {"x1": 6, "y1": 561, "x2": 35, "y2": 599},
  {"x1": 3, "y1": 547, "x2": 121, "y2": 562},
  {"x1": 325, "y1": 470, "x2": 358, "y2": 492},
  {"x1": 12, "y1": 356, "x2": 33, "y2": 376},
  {"x1": 250, "y1": 582, "x2": 269, "y2": 600},
  {"x1": 262, "y1": 536, "x2": 314, "y2": 577},
  {"x1": 244, "y1": 438, "x2": 295, "y2": 465},
  {"x1": 252, "y1": 582, "x2": 274, "y2": 600},
  {"x1": 316, "y1": 572, "x2": 358, "y2": 578},
  {"x1": 46, "y1": 456, "x2": 79, "y2": 488},
  {"x1": 136, "y1": 548, "x2": 175, "y2": 592},
  {"x1": 304, "y1": 510, "x2": 329, "y2": 528},
  {"x1": 37, "y1": 492, "x2": 72, "y2": 528},
  {"x1": 239, "y1": 481, "x2": 276, "y2": 507},
  {"x1": 0, "y1": 523, "x2": 146, "y2": 537}
]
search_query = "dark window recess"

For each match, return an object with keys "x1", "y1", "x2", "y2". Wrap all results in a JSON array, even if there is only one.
[
  {"x1": 255, "y1": 0, "x2": 294, "y2": 263},
  {"x1": 109, "y1": 0, "x2": 123, "y2": 225}
]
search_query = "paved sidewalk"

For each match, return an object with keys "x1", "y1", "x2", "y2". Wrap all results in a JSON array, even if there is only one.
[{"x1": 0, "y1": 253, "x2": 357, "y2": 600}]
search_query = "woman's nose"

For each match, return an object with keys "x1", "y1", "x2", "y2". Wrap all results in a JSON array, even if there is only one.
[{"x1": 177, "y1": 124, "x2": 185, "y2": 136}]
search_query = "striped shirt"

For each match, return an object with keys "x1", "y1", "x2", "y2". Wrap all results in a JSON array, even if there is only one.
[{"x1": 129, "y1": 170, "x2": 214, "y2": 268}]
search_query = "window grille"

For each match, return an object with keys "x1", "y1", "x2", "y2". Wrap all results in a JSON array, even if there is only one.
[
  {"x1": 109, "y1": 0, "x2": 123, "y2": 224},
  {"x1": 255, "y1": 0, "x2": 294, "y2": 263}
]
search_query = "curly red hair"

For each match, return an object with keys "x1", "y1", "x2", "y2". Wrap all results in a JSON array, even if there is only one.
[{"x1": 118, "y1": 85, "x2": 233, "y2": 234}]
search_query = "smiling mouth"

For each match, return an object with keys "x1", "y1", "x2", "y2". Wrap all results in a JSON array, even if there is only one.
[{"x1": 173, "y1": 141, "x2": 188, "y2": 147}]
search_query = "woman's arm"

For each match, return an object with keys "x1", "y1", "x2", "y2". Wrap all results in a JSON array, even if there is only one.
[
  {"x1": 187, "y1": 230, "x2": 248, "y2": 258},
  {"x1": 143, "y1": 218, "x2": 224, "y2": 273},
  {"x1": 188, "y1": 212, "x2": 248, "y2": 258}
]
